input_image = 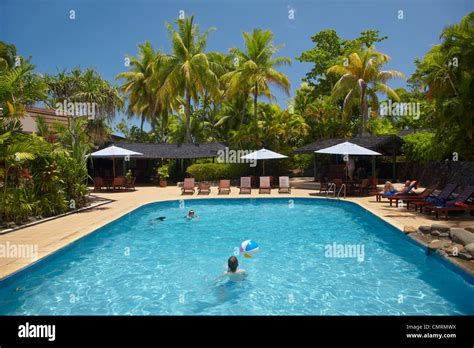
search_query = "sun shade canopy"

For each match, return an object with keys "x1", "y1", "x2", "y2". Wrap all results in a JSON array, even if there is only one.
[
  {"x1": 315, "y1": 141, "x2": 382, "y2": 156},
  {"x1": 90, "y1": 145, "x2": 143, "y2": 158},
  {"x1": 240, "y1": 148, "x2": 288, "y2": 160}
]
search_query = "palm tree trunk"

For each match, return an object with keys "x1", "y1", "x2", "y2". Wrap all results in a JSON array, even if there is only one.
[
  {"x1": 360, "y1": 91, "x2": 369, "y2": 136},
  {"x1": 149, "y1": 99, "x2": 157, "y2": 133},
  {"x1": 239, "y1": 96, "x2": 247, "y2": 130},
  {"x1": 161, "y1": 109, "x2": 167, "y2": 143},
  {"x1": 140, "y1": 114, "x2": 145, "y2": 132},
  {"x1": 253, "y1": 83, "x2": 258, "y2": 128},
  {"x1": 185, "y1": 84, "x2": 192, "y2": 143}
]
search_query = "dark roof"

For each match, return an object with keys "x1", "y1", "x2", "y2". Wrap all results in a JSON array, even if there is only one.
[
  {"x1": 294, "y1": 134, "x2": 404, "y2": 156},
  {"x1": 111, "y1": 134, "x2": 126, "y2": 141},
  {"x1": 111, "y1": 142, "x2": 227, "y2": 159}
]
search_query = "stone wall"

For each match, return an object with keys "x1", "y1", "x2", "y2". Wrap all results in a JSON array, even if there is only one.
[{"x1": 397, "y1": 161, "x2": 474, "y2": 188}]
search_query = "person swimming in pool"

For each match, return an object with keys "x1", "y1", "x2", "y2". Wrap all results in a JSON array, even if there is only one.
[
  {"x1": 185, "y1": 210, "x2": 198, "y2": 219},
  {"x1": 224, "y1": 256, "x2": 247, "y2": 282},
  {"x1": 149, "y1": 216, "x2": 166, "y2": 226}
]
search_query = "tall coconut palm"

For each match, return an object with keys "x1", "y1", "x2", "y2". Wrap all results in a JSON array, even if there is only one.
[
  {"x1": 222, "y1": 29, "x2": 291, "y2": 128},
  {"x1": 116, "y1": 42, "x2": 163, "y2": 132},
  {"x1": 160, "y1": 16, "x2": 220, "y2": 143},
  {"x1": 328, "y1": 46, "x2": 405, "y2": 135},
  {"x1": 410, "y1": 12, "x2": 474, "y2": 159}
]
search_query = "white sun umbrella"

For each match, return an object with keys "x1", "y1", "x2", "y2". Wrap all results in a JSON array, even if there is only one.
[
  {"x1": 240, "y1": 148, "x2": 288, "y2": 175},
  {"x1": 91, "y1": 145, "x2": 143, "y2": 178},
  {"x1": 315, "y1": 141, "x2": 381, "y2": 156},
  {"x1": 315, "y1": 141, "x2": 381, "y2": 179}
]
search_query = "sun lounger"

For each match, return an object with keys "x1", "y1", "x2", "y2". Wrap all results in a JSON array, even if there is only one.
[
  {"x1": 375, "y1": 180, "x2": 418, "y2": 202},
  {"x1": 239, "y1": 177, "x2": 251, "y2": 194},
  {"x1": 409, "y1": 183, "x2": 458, "y2": 212},
  {"x1": 386, "y1": 184, "x2": 437, "y2": 207},
  {"x1": 181, "y1": 178, "x2": 195, "y2": 194},
  {"x1": 259, "y1": 176, "x2": 271, "y2": 194},
  {"x1": 198, "y1": 182, "x2": 211, "y2": 195},
  {"x1": 218, "y1": 180, "x2": 231, "y2": 194},
  {"x1": 424, "y1": 185, "x2": 474, "y2": 219},
  {"x1": 278, "y1": 176, "x2": 291, "y2": 193}
]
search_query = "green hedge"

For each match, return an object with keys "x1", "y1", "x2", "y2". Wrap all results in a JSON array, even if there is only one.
[
  {"x1": 186, "y1": 163, "x2": 248, "y2": 181},
  {"x1": 401, "y1": 132, "x2": 443, "y2": 162}
]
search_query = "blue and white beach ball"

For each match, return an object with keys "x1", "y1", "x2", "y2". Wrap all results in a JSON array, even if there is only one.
[{"x1": 240, "y1": 240, "x2": 260, "y2": 258}]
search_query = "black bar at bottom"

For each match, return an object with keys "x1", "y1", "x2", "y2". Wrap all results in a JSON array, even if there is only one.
[{"x1": 0, "y1": 316, "x2": 472, "y2": 346}]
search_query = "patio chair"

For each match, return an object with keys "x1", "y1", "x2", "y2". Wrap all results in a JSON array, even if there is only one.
[
  {"x1": 409, "y1": 183, "x2": 458, "y2": 212},
  {"x1": 181, "y1": 178, "x2": 195, "y2": 194},
  {"x1": 93, "y1": 176, "x2": 106, "y2": 191},
  {"x1": 424, "y1": 185, "x2": 474, "y2": 219},
  {"x1": 368, "y1": 176, "x2": 378, "y2": 195},
  {"x1": 112, "y1": 176, "x2": 126, "y2": 191},
  {"x1": 125, "y1": 177, "x2": 136, "y2": 191},
  {"x1": 239, "y1": 177, "x2": 252, "y2": 194},
  {"x1": 318, "y1": 176, "x2": 330, "y2": 194},
  {"x1": 333, "y1": 179, "x2": 344, "y2": 194},
  {"x1": 198, "y1": 182, "x2": 211, "y2": 195},
  {"x1": 278, "y1": 176, "x2": 291, "y2": 193},
  {"x1": 386, "y1": 184, "x2": 437, "y2": 207},
  {"x1": 353, "y1": 178, "x2": 369, "y2": 196},
  {"x1": 218, "y1": 180, "x2": 231, "y2": 194},
  {"x1": 259, "y1": 176, "x2": 271, "y2": 194}
]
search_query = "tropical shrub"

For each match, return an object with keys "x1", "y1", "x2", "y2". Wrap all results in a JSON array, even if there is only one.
[
  {"x1": 401, "y1": 132, "x2": 444, "y2": 162},
  {"x1": 186, "y1": 163, "x2": 247, "y2": 181}
]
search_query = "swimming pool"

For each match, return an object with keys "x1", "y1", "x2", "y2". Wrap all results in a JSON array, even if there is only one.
[{"x1": 0, "y1": 198, "x2": 473, "y2": 315}]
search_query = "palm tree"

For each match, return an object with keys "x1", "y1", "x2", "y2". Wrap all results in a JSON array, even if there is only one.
[
  {"x1": 328, "y1": 46, "x2": 405, "y2": 136},
  {"x1": 45, "y1": 68, "x2": 122, "y2": 146},
  {"x1": 222, "y1": 29, "x2": 291, "y2": 128},
  {"x1": 0, "y1": 41, "x2": 17, "y2": 69},
  {"x1": 410, "y1": 12, "x2": 474, "y2": 159},
  {"x1": 116, "y1": 42, "x2": 164, "y2": 132},
  {"x1": 0, "y1": 62, "x2": 47, "y2": 118},
  {"x1": 160, "y1": 16, "x2": 220, "y2": 143}
]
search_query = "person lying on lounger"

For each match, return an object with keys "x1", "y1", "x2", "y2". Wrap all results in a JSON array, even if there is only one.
[
  {"x1": 382, "y1": 181, "x2": 398, "y2": 194},
  {"x1": 224, "y1": 256, "x2": 247, "y2": 282},
  {"x1": 382, "y1": 180, "x2": 417, "y2": 196}
]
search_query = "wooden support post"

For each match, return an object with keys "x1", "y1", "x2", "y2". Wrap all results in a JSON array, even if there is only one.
[
  {"x1": 371, "y1": 156, "x2": 376, "y2": 178},
  {"x1": 313, "y1": 154, "x2": 317, "y2": 181}
]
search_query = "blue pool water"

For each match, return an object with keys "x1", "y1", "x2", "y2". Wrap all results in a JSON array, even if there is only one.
[{"x1": 0, "y1": 198, "x2": 473, "y2": 315}]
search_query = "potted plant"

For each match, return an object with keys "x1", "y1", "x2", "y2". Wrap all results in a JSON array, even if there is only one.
[
  {"x1": 125, "y1": 169, "x2": 134, "y2": 183},
  {"x1": 157, "y1": 163, "x2": 171, "y2": 187}
]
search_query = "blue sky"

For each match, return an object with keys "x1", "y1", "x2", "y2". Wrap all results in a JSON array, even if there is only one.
[{"x1": 2, "y1": 0, "x2": 473, "y2": 132}]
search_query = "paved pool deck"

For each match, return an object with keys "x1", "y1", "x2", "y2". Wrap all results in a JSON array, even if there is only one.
[{"x1": 1, "y1": 183, "x2": 473, "y2": 279}]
